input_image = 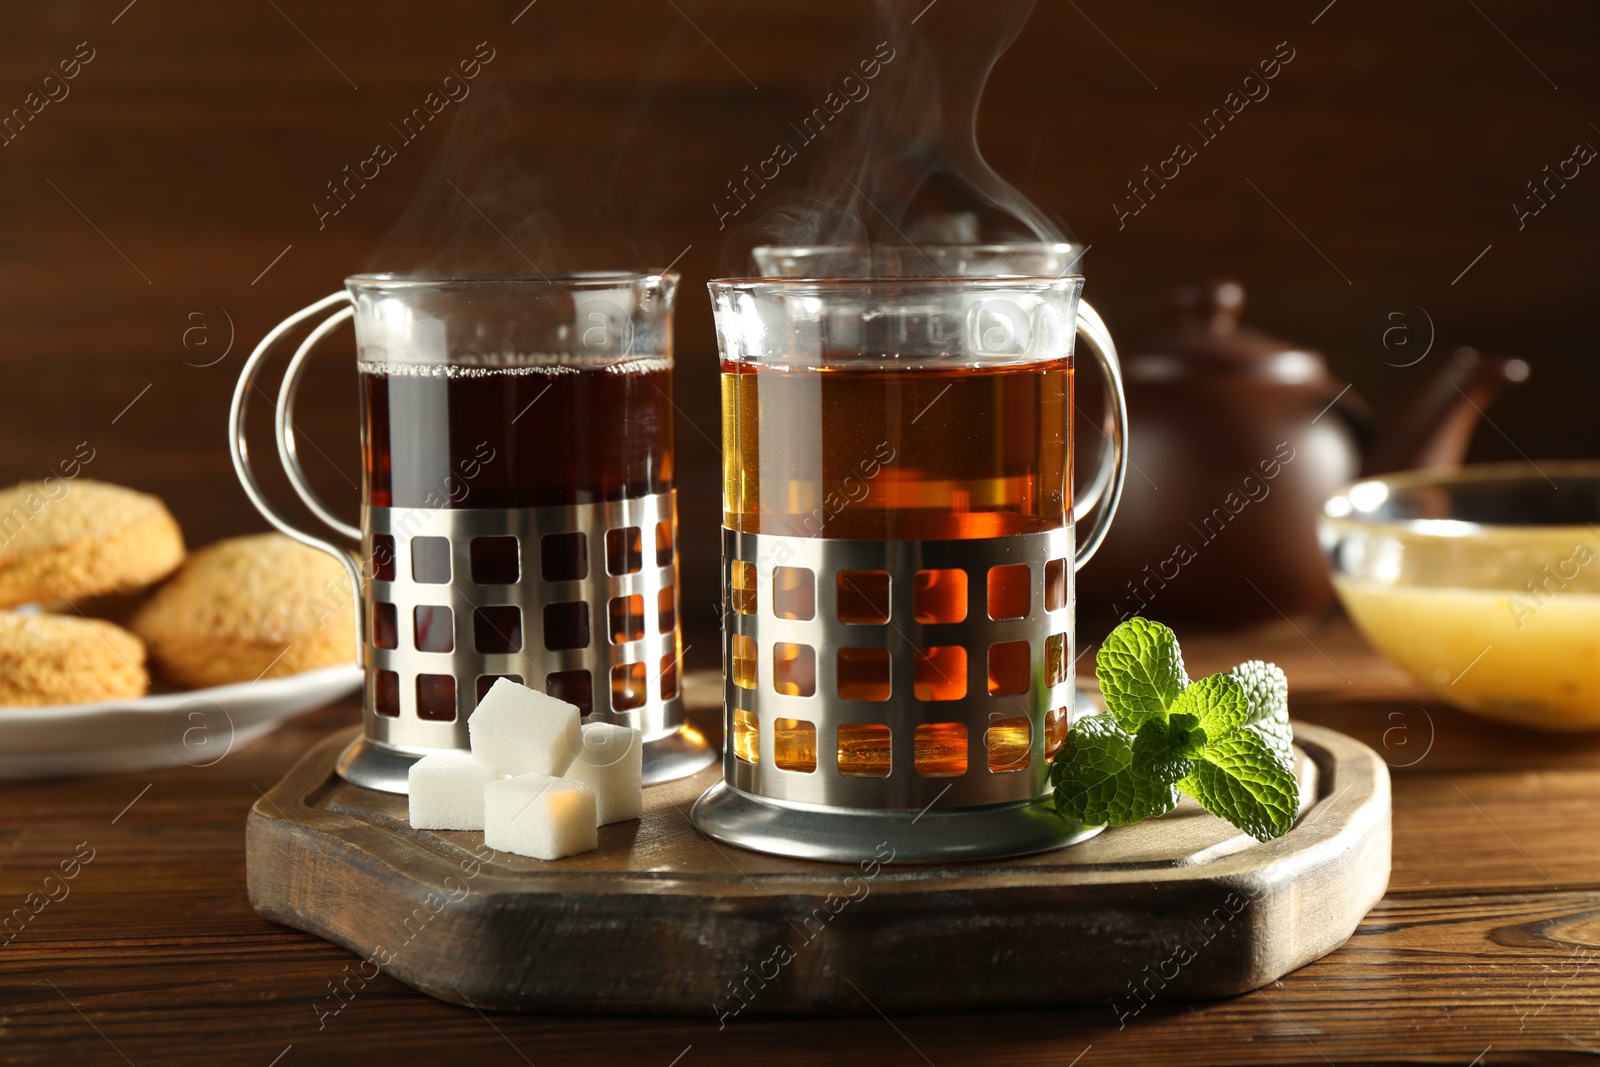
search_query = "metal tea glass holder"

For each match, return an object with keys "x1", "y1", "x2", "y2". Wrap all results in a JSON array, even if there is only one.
[
  {"x1": 229, "y1": 273, "x2": 713, "y2": 794},
  {"x1": 695, "y1": 525, "x2": 1099, "y2": 863},
  {"x1": 351, "y1": 491, "x2": 707, "y2": 790}
]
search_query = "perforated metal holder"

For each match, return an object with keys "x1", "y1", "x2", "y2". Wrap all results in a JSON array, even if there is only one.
[
  {"x1": 335, "y1": 491, "x2": 714, "y2": 793},
  {"x1": 690, "y1": 526, "x2": 1102, "y2": 863}
]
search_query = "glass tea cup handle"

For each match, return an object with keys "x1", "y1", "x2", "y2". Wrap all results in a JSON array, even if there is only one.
[
  {"x1": 277, "y1": 304, "x2": 360, "y2": 541},
  {"x1": 1070, "y1": 299, "x2": 1128, "y2": 569},
  {"x1": 227, "y1": 291, "x2": 364, "y2": 657}
]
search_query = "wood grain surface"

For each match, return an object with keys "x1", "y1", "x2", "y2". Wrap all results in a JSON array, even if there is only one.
[{"x1": 4, "y1": 616, "x2": 1600, "y2": 1064}]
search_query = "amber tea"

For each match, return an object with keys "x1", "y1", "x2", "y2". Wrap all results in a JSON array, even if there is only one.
[
  {"x1": 723, "y1": 355, "x2": 1072, "y2": 777},
  {"x1": 720, "y1": 357, "x2": 1073, "y2": 539}
]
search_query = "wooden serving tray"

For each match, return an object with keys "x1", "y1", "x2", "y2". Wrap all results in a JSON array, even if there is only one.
[{"x1": 246, "y1": 686, "x2": 1390, "y2": 1016}]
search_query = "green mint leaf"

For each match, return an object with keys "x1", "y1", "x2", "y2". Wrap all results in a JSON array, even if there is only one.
[
  {"x1": 1131, "y1": 712, "x2": 1206, "y2": 784},
  {"x1": 1050, "y1": 714, "x2": 1181, "y2": 827},
  {"x1": 1169, "y1": 673, "x2": 1248, "y2": 738},
  {"x1": 1178, "y1": 729, "x2": 1299, "y2": 841},
  {"x1": 1094, "y1": 617, "x2": 1189, "y2": 731},
  {"x1": 1229, "y1": 659, "x2": 1293, "y2": 766}
]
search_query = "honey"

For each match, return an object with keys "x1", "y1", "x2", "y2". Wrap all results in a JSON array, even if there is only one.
[{"x1": 1337, "y1": 578, "x2": 1600, "y2": 729}]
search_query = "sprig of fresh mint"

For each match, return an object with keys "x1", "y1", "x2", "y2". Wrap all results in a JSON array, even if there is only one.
[{"x1": 1049, "y1": 617, "x2": 1300, "y2": 842}]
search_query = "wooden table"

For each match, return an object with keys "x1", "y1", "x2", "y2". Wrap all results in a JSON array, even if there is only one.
[{"x1": 4, "y1": 615, "x2": 1600, "y2": 1065}]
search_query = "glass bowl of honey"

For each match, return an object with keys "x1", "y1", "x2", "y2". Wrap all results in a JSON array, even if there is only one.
[{"x1": 1321, "y1": 462, "x2": 1600, "y2": 730}]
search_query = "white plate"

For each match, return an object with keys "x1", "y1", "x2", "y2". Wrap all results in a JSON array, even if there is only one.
[{"x1": 0, "y1": 664, "x2": 362, "y2": 778}]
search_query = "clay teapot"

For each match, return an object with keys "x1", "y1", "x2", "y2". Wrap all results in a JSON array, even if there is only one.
[{"x1": 1078, "y1": 280, "x2": 1529, "y2": 625}]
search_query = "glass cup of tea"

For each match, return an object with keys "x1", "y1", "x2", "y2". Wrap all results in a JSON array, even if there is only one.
[
  {"x1": 229, "y1": 273, "x2": 714, "y2": 793},
  {"x1": 691, "y1": 275, "x2": 1126, "y2": 863}
]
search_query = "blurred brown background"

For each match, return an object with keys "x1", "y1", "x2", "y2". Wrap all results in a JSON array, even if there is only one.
[{"x1": 2, "y1": 0, "x2": 1596, "y2": 656}]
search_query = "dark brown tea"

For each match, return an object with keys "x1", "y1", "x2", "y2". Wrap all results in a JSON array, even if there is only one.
[{"x1": 361, "y1": 354, "x2": 674, "y2": 509}]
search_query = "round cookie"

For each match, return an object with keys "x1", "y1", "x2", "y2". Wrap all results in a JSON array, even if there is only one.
[
  {"x1": 130, "y1": 534, "x2": 357, "y2": 689},
  {"x1": 0, "y1": 611, "x2": 148, "y2": 706},
  {"x1": 0, "y1": 480, "x2": 185, "y2": 609}
]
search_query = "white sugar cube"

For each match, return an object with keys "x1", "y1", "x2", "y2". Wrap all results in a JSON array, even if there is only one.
[
  {"x1": 562, "y1": 722, "x2": 644, "y2": 826},
  {"x1": 483, "y1": 774, "x2": 598, "y2": 860},
  {"x1": 407, "y1": 752, "x2": 502, "y2": 831},
  {"x1": 468, "y1": 677, "x2": 581, "y2": 777}
]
